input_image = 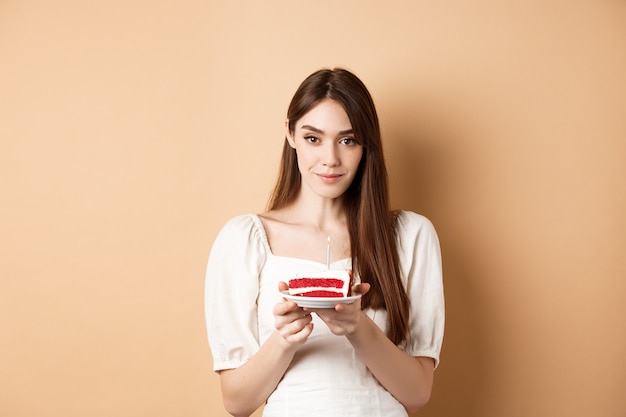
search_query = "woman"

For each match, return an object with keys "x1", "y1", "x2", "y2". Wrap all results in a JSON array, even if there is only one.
[{"x1": 205, "y1": 68, "x2": 444, "y2": 417}]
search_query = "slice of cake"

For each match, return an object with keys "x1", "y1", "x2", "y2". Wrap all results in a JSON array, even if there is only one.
[{"x1": 288, "y1": 270, "x2": 353, "y2": 297}]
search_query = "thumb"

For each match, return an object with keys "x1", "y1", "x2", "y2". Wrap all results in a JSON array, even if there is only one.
[
  {"x1": 278, "y1": 281, "x2": 289, "y2": 292},
  {"x1": 353, "y1": 282, "x2": 370, "y2": 296}
]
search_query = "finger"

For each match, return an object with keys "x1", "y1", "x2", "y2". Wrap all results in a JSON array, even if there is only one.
[
  {"x1": 285, "y1": 322, "x2": 314, "y2": 344},
  {"x1": 279, "y1": 313, "x2": 313, "y2": 338},
  {"x1": 273, "y1": 299, "x2": 299, "y2": 316},
  {"x1": 353, "y1": 282, "x2": 371, "y2": 296},
  {"x1": 334, "y1": 301, "x2": 358, "y2": 313}
]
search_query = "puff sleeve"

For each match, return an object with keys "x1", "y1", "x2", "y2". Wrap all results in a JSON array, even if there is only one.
[
  {"x1": 204, "y1": 215, "x2": 268, "y2": 371},
  {"x1": 396, "y1": 211, "x2": 445, "y2": 368}
]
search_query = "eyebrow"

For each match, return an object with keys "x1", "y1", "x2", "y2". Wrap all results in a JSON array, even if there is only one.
[{"x1": 300, "y1": 124, "x2": 354, "y2": 135}]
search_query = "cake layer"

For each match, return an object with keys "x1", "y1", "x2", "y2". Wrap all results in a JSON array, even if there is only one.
[
  {"x1": 288, "y1": 278, "x2": 346, "y2": 289},
  {"x1": 288, "y1": 270, "x2": 353, "y2": 298}
]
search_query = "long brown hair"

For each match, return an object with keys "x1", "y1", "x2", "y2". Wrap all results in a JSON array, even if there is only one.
[{"x1": 267, "y1": 68, "x2": 410, "y2": 346}]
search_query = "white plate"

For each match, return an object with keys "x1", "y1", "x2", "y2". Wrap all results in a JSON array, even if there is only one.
[{"x1": 280, "y1": 290, "x2": 362, "y2": 308}]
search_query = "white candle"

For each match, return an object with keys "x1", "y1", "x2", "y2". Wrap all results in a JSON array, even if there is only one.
[{"x1": 326, "y1": 236, "x2": 331, "y2": 270}]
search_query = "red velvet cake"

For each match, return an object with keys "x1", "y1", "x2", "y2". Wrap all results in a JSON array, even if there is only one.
[{"x1": 288, "y1": 270, "x2": 353, "y2": 297}]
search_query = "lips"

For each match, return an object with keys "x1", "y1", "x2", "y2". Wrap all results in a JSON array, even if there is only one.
[{"x1": 316, "y1": 173, "x2": 343, "y2": 184}]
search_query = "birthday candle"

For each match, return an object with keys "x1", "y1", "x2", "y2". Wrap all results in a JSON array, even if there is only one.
[{"x1": 326, "y1": 236, "x2": 331, "y2": 270}]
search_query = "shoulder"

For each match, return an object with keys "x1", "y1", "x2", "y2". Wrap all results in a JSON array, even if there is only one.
[
  {"x1": 394, "y1": 210, "x2": 441, "y2": 261},
  {"x1": 219, "y1": 213, "x2": 259, "y2": 232},
  {"x1": 208, "y1": 214, "x2": 270, "y2": 266},
  {"x1": 214, "y1": 214, "x2": 267, "y2": 247},
  {"x1": 395, "y1": 210, "x2": 438, "y2": 237}
]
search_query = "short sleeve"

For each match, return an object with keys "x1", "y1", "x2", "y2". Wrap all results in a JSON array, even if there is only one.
[
  {"x1": 204, "y1": 214, "x2": 268, "y2": 371},
  {"x1": 396, "y1": 211, "x2": 445, "y2": 368}
]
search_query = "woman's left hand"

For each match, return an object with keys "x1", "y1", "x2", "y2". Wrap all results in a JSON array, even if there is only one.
[{"x1": 305, "y1": 283, "x2": 370, "y2": 336}]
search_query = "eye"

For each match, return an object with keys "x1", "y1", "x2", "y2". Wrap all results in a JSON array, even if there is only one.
[
  {"x1": 304, "y1": 135, "x2": 320, "y2": 144},
  {"x1": 340, "y1": 137, "x2": 358, "y2": 146}
]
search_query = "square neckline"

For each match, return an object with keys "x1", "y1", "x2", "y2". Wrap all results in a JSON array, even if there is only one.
[{"x1": 250, "y1": 214, "x2": 352, "y2": 267}]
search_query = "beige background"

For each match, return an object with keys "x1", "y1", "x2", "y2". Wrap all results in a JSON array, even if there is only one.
[{"x1": 2, "y1": 1, "x2": 625, "y2": 416}]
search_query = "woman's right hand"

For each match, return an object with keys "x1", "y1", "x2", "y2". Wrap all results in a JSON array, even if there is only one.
[
  {"x1": 218, "y1": 282, "x2": 314, "y2": 416},
  {"x1": 273, "y1": 281, "x2": 314, "y2": 346}
]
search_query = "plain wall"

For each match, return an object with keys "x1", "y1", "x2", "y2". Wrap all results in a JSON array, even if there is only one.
[{"x1": 1, "y1": 1, "x2": 625, "y2": 417}]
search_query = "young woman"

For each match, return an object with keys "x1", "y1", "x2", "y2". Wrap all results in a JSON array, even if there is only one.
[{"x1": 205, "y1": 68, "x2": 444, "y2": 417}]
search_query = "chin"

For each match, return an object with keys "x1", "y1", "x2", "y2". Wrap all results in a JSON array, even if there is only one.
[
  {"x1": 303, "y1": 179, "x2": 351, "y2": 200},
  {"x1": 321, "y1": 191, "x2": 349, "y2": 200}
]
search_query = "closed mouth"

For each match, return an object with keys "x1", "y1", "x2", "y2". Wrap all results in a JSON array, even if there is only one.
[{"x1": 316, "y1": 173, "x2": 344, "y2": 183}]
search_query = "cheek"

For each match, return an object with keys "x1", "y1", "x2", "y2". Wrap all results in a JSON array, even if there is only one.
[
  {"x1": 295, "y1": 146, "x2": 320, "y2": 166},
  {"x1": 294, "y1": 149, "x2": 309, "y2": 166},
  {"x1": 350, "y1": 149, "x2": 364, "y2": 168},
  {"x1": 294, "y1": 150, "x2": 313, "y2": 174}
]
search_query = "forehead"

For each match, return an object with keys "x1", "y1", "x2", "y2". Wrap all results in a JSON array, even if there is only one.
[{"x1": 295, "y1": 99, "x2": 352, "y2": 131}]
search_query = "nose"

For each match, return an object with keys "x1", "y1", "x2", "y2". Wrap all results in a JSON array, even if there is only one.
[{"x1": 322, "y1": 143, "x2": 340, "y2": 167}]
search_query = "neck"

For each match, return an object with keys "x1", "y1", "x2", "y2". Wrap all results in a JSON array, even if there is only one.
[{"x1": 290, "y1": 191, "x2": 347, "y2": 233}]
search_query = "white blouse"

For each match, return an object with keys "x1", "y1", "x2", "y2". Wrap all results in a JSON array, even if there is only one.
[{"x1": 205, "y1": 211, "x2": 445, "y2": 417}]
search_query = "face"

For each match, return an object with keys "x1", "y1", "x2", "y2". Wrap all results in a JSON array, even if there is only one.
[{"x1": 286, "y1": 99, "x2": 363, "y2": 201}]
